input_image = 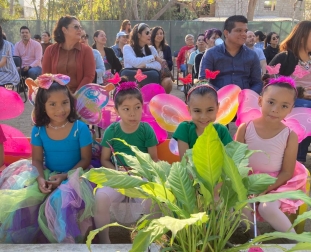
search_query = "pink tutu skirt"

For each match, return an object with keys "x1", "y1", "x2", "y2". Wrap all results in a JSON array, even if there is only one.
[{"x1": 254, "y1": 161, "x2": 308, "y2": 220}]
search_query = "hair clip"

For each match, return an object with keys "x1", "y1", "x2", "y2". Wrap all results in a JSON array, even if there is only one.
[
  {"x1": 205, "y1": 69, "x2": 220, "y2": 79},
  {"x1": 107, "y1": 72, "x2": 121, "y2": 85},
  {"x1": 134, "y1": 69, "x2": 147, "y2": 82},
  {"x1": 34, "y1": 73, "x2": 70, "y2": 89},
  {"x1": 266, "y1": 63, "x2": 281, "y2": 77},
  {"x1": 179, "y1": 74, "x2": 192, "y2": 85}
]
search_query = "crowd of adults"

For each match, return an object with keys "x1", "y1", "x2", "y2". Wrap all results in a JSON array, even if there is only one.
[{"x1": 1, "y1": 15, "x2": 311, "y2": 162}]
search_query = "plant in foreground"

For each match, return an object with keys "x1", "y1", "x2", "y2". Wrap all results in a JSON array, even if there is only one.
[{"x1": 83, "y1": 124, "x2": 311, "y2": 251}]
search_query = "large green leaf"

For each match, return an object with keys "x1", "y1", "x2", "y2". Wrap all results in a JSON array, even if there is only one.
[
  {"x1": 117, "y1": 188, "x2": 148, "y2": 199},
  {"x1": 248, "y1": 191, "x2": 311, "y2": 206},
  {"x1": 114, "y1": 138, "x2": 158, "y2": 181},
  {"x1": 222, "y1": 149, "x2": 247, "y2": 202},
  {"x1": 192, "y1": 124, "x2": 223, "y2": 194},
  {"x1": 246, "y1": 174, "x2": 277, "y2": 195},
  {"x1": 287, "y1": 242, "x2": 311, "y2": 251},
  {"x1": 141, "y1": 182, "x2": 175, "y2": 202},
  {"x1": 82, "y1": 168, "x2": 147, "y2": 188},
  {"x1": 130, "y1": 221, "x2": 168, "y2": 252},
  {"x1": 291, "y1": 211, "x2": 311, "y2": 228},
  {"x1": 254, "y1": 231, "x2": 311, "y2": 243},
  {"x1": 86, "y1": 222, "x2": 133, "y2": 251},
  {"x1": 167, "y1": 162, "x2": 197, "y2": 214},
  {"x1": 155, "y1": 212, "x2": 209, "y2": 242}
]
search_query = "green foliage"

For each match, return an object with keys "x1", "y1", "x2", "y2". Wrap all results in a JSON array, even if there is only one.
[{"x1": 83, "y1": 125, "x2": 311, "y2": 251}]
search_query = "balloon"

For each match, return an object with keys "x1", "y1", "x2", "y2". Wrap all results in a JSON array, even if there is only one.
[
  {"x1": 2, "y1": 124, "x2": 31, "y2": 160},
  {"x1": 0, "y1": 88, "x2": 24, "y2": 120},
  {"x1": 142, "y1": 116, "x2": 168, "y2": 144},
  {"x1": 169, "y1": 138, "x2": 179, "y2": 156},
  {"x1": 98, "y1": 99, "x2": 119, "y2": 129},
  {"x1": 216, "y1": 84, "x2": 241, "y2": 125},
  {"x1": 141, "y1": 84, "x2": 165, "y2": 102},
  {"x1": 149, "y1": 94, "x2": 191, "y2": 132}
]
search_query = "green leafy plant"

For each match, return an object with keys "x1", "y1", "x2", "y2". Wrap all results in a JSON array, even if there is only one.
[{"x1": 83, "y1": 124, "x2": 311, "y2": 251}]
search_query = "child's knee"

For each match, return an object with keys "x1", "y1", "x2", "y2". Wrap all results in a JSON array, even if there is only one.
[{"x1": 258, "y1": 201, "x2": 278, "y2": 217}]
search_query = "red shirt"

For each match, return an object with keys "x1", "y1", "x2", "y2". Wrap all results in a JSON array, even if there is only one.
[
  {"x1": 0, "y1": 125, "x2": 6, "y2": 144},
  {"x1": 176, "y1": 45, "x2": 195, "y2": 70}
]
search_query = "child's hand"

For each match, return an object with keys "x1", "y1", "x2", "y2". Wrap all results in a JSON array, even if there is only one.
[
  {"x1": 37, "y1": 176, "x2": 52, "y2": 194},
  {"x1": 47, "y1": 174, "x2": 67, "y2": 189}
]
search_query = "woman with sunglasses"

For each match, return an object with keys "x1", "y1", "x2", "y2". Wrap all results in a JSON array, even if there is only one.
[
  {"x1": 123, "y1": 23, "x2": 173, "y2": 93},
  {"x1": 263, "y1": 32, "x2": 280, "y2": 64},
  {"x1": 120, "y1": 19, "x2": 131, "y2": 35},
  {"x1": 269, "y1": 21, "x2": 311, "y2": 165},
  {"x1": 42, "y1": 15, "x2": 95, "y2": 93}
]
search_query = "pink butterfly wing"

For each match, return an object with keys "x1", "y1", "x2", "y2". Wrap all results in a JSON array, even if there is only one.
[
  {"x1": 266, "y1": 63, "x2": 280, "y2": 75},
  {"x1": 142, "y1": 116, "x2": 168, "y2": 144},
  {"x1": 0, "y1": 88, "x2": 24, "y2": 120},
  {"x1": 236, "y1": 89, "x2": 261, "y2": 127},
  {"x1": 149, "y1": 94, "x2": 191, "y2": 132},
  {"x1": 284, "y1": 107, "x2": 311, "y2": 142},
  {"x1": 216, "y1": 84, "x2": 241, "y2": 125}
]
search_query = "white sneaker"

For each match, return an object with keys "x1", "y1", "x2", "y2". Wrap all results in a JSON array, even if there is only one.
[{"x1": 180, "y1": 86, "x2": 184, "y2": 92}]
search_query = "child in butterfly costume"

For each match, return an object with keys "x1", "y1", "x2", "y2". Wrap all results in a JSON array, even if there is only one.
[
  {"x1": 236, "y1": 76, "x2": 308, "y2": 233},
  {"x1": 0, "y1": 74, "x2": 95, "y2": 244}
]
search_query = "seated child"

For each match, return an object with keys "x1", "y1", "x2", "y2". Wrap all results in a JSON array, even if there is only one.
[
  {"x1": 236, "y1": 76, "x2": 308, "y2": 233},
  {"x1": 173, "y1": 83, "x2": 233, "y2": 159},
  {"x1": 94, "y1": 81, "x2": 158, "y2": 244}
]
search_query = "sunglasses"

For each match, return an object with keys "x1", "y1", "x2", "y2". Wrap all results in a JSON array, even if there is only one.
[
  {"x1": 145, "y1": 31, "x2": 150, "y2": 35},
  {"x1": 272, "y1": 36, "x2": 279, "y2": 40},
  {"x1": 81, "y1": 35, "x2": 88, "y2": 39},
  {"x1": 70, "y1": 25, "x2": 83, "y2": 30}
]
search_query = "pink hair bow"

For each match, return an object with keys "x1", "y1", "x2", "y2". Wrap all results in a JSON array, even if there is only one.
[{"x1": 34, "y1": 73, "x2": 70, "y2": 89}]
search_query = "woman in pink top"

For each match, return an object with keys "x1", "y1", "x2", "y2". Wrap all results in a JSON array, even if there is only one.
[{"x1": 236, "y1": 76, "x2": 308, "y2": 234}]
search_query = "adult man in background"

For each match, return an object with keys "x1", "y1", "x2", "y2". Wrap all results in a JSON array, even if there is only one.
[
  {"x1": 14, "y1": 26, "x2": 42, "y2": 80},
  {"x1": 199, "y1": 15, "x2": 262, "y2": 94}
]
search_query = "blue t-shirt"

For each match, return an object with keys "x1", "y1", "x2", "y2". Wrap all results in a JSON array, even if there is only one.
[{"x1": 31, "y1": 120, "x2": 92, "y2": 172}]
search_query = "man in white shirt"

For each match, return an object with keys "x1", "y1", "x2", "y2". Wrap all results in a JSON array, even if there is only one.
[{"x1": 245, "y1": 31, "x2": 266, "y2": 75}]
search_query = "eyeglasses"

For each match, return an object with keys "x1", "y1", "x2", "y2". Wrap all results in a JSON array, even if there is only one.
[
  {"x1": 272, "y1": 36, "x2": 279, "y2": 40},
  {"x1": 120, "y1": 35, "x2": 128, "y2": 38},
  {"x1": 70, "y1": 25, "x2": 83, "y2": 30},
  {"x1": 81, "y1": 35, "x2": 88, "y2": 39},
  {"x1": 145, "y1": 31, "x2": 150, "y2": 36},
  {"x1": 197, "y1": 39, "x2": 205, "y2": 42}
]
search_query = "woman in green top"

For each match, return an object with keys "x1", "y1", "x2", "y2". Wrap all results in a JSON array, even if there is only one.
[
  {"x1": 95, "y1": 80, "x2": 158, "y2": 243},
  {"x1": 173, "y1": 83, "x2": 232, "y2": 159}
]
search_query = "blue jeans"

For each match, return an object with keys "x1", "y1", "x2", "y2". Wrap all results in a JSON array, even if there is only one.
[
  {"x1": 294, "y1": 98, "x2": 311, "y2": 162},
  {"x1": 180, "y1": 64, "x2": 187, "y2": 77},
  {"x1": 28, "y1": 66, "x2": 42, "y2": 80}
]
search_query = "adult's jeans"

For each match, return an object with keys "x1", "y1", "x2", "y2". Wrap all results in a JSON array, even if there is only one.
[
  {"x1": 295, "y1": 98, "x2": 311, "y2": 162},
  {"x1": 22, "y1": 66, "x2": 42, "y2": 80}
]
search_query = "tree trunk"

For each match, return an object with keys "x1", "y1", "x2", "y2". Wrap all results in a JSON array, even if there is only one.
[
  {"x1": 132, "y1": 0, "x2": 139, "y2": 20},
  {"x1": 151, "y1": 0, "x2": 178, "y2": 20},
  {"x1": 247, "y1": 0, "x2": 258, "y2": 21}
]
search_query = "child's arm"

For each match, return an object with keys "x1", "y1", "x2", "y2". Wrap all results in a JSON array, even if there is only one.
[
  {"x1": 178, "y1": 140, "x2": 190, "y2": 160},
  {"x1": 235, "y1": 123, "x2": 247, "y2": 143},
  {"x1": 101, "y1": 146, "x2": 117, "y2": 170},
  {"x1": 32, "y1": 145, "x2": 52, "y2": 194},
  {"x1": 264, "y1": 131, "x2": 298, "y2": 194},
  {"x1": 148, "y1": 146, "x2": 158, "y2": 162}
]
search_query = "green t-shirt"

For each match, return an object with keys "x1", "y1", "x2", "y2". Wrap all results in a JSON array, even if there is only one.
[
  {"x1": 172, "y1": 121, "x2": 232, "y2": 148},
  {"x1": 101, "y1": 122, "x2": 158, "y2": 166}
]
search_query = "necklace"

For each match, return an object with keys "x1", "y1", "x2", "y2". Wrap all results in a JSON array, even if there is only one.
[
  {"x1": 299, "y1": 54, "x2": 311, "y2": 70},
  {"x1": 48, "y1": 121, "x2": 69, "y2": 130}
]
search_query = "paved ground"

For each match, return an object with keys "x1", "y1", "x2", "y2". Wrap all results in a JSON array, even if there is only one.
[{"x1": 1, "y1": 84, "x2": 311, "y2": 245}]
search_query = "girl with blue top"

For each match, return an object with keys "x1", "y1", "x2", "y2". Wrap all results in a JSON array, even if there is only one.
[
  {"x1": 95, "y1": 80, "x2": 158, "y2": 244},
  {"x1": 0, "y1": 74, "x2": 94, "y2": 243},
  {"x1": 173, "y1": 83, "x2": 232, "y2": 159}
]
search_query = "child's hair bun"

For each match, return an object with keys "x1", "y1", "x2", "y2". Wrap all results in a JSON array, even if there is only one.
[{"x1": 262, "y1": 74, "x2": 271, "y2": 87}]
